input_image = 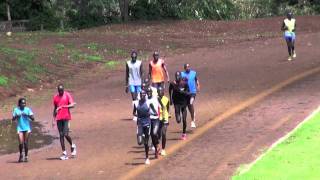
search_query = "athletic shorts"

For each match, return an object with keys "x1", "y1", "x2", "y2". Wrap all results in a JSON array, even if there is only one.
[
  {"x1": 129, "y1": 85, "x2": 142, "y2": 93},
  {"x1": 284, "y1": 32, "x2": 296, "y2": 41},
  {"x1": 17, "y1": 130, "x2": 31, "y2": 134},
  {"x1": 57, "y1": 120, "x2": 70, "y2": 135},
  {"x1": 152, "y1": 82, "x2": 165, "y2": 90},
  {"x1": 189, "y1": 94, "x2": 196, "y2": 105}
]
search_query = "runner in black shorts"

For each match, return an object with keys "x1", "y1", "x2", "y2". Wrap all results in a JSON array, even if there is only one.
[
  {"x1": 169, "y1": 71, "x2": 190, "y2": 140},
  {"x1": 133, "y1": 90, "x2": 158, "y2": 165}
]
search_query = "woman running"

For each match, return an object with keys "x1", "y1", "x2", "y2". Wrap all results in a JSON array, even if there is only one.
[
  {"x1": 133, "y1": 90, "x2": 158, "y2": 165},
  {"x1": 169, "y1": 71, "x2": 190, "y2": 140},
  {"x1": 12, "y1": 98, "x2": 35, "y2": 162}
]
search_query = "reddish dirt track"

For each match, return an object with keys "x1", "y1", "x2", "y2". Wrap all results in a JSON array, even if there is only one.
[{"x1": 1, "y1": 16, "x2": 320, "y2": 180}]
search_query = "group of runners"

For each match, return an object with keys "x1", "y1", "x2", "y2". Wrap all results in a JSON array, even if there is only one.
[
  {"x1": 12, "y1": 84, "x2": 77, "y2": 162},
  {"x1": 9, "y1": 12, "x2": 294, "y2": 165},
  {"x1": 125, "y1": 50, "x2": 200, "y2": 165}
]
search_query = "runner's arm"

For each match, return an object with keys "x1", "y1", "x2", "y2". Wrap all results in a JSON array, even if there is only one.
[
  {"x1": 140, "y1": 64, "x2": 144, "y2": 84},
  {"x1": 169, "y1": 83, "x2": 173, "y2": 105},
  {"x1": 162, "y1": 63, "x2": 170, "y2": 82},
  {"x1": 148, "y1": 63, "x2": 152, "y2": 80},
  {"x1": 281, "y1": 21, "x2": 287, "y2": 31},
  {"x1": 195, "y1": 75, "x2": 200, "y2": 92}
]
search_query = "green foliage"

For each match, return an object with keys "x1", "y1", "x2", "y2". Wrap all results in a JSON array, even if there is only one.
[
  {"x1": 0, "y1": 75, "x2": 9, "y2": 86},
  {"x1": 1, "y1": 0, "x2": 320, "y2": 30}
]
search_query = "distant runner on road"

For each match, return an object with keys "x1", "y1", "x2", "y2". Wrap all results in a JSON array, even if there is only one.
[
  {"x1": 282, "y1": 12, "x2": 297, "y2": 61},
  {"x1": 53, "y1": 84, "x2": 77, "y2": 160},
  {"x1": 157, "y1": 86, "x2": 170, "y2": 156},
  {"x1": 12, "y1": 98, "x2": 35, "y2": 163},
  {"x1": 126, "y1": 50, "x2": 143, "y2": 121},
  {"x1": 181, "y1": 63, "x2": 200, "y2": 128},
  {"x1": 149, "y1": 51, "x2": 170, "y2": 90},
  {"x1": 133, "y1": 90, "x2": 158, "y2": 165},
  {"x1": 169, "y1": 71, "x2": 190, "y2": 140}
]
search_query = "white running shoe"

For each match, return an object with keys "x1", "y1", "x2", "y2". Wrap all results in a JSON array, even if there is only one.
[
  {"x1": 288, "y1": 56, "x2": 292, "y2": 61},
  {"x1": 191, "y1": 121, "x2": 196, "y2": 128},
  {"x1": 160, "y1": 150, "x2": 167, "y2": 156},
  {"x1": 71, "y1": 144, "x2": 77, "y2": 157},
  {"x1": 60, "y1": 151, "x2": 68, "y2": 160},
  {"x1": 145, "y1": 158, "x2": 150, "y2": 165},
  {"x1": 151, "y1": 146, "x2": 155, "y2": 151},
  {"x1": 133, "y1": 116, "x2": 137, "y2": 121},
  {"x1": 293, "y1": 52, "x2": 297, "y2": 58}
]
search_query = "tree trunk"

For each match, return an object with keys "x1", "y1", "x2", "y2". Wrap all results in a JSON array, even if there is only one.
[
  {"x1": 6, "y1": 0, "x2": 12, "y2": 31},
  {"x1": 119, "y1": 0, "x2": 129, "y2": 22}
]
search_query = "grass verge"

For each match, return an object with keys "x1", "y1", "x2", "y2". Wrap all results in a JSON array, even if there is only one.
[{"x1": 233, "y1": 107, "x2": 320, "y2": 180}]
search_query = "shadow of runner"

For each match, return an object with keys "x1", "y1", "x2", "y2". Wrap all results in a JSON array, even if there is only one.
[
  {"x1": 125, "y1": 162, "x2": 145, "y2": 166},
  {"x1": 46, "y1": 157, "x2": 61, "y2": 161}
]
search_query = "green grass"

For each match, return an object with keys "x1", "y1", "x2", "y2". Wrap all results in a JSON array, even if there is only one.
[
  {"x1": 233, "y1": 110, "x2": 320, "y2": 180},
  {"x1": 104, "y1": 60, "x2": 119, "y2": 69},
  {"x1": 0, "y1": 75, "x2": 9, "y2": 86}
]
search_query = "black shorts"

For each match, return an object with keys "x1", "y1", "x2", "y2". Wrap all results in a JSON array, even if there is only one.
[{"x1": 57, "y1": 120, "x2": 69, "y2": 135}]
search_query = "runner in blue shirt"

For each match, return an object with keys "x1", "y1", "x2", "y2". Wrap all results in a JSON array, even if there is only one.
[
  {"x1": 12, "y1": 98, "x2": 35, "y2": 162},
  {"x1": 181, "y1": 63, "x2": 200, "y2": 128}
]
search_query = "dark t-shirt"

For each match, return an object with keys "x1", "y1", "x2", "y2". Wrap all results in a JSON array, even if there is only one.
[{"x1": 169, "y1": 79, "x2": 190, "y2": 106}]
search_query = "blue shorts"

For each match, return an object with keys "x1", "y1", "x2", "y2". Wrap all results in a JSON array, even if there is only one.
[
  {"x1": 284, "y1": 32, "x2": 296, "y2": 42},
  {"x1": 129, "y1": 85, "x2": 142, "y2": 93}
]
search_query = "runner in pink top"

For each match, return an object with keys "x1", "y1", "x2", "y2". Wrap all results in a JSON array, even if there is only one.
[{"x1": 53, "y1": 84, "x2": 77, "y2": 160}]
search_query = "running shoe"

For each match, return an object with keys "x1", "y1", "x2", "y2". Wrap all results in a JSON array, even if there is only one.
[
  {"x1": 293, "y1": 52, "x2": 297, "y2": 58},
  {"x1": 288, "y1": 56, "x2": 292, "y2": 61},
  {"x1": 181, "y1": 134, "x2": 187, "y2": 140},
  {"x1": 145, "y1": 158, "x2": 150, "y2": 165},
  {"x1": 133, "y1": 116, "x2": 137, "y2": 121},
  {"x1": 160, "y1": 150, "x2": 167, "y2": 156},
  {"x1": 24, "y1": 156, "x2": 28, "y2": 162},
  {"x1": 151, "y1": 145, "x2": 155, "y2": 151},
  {"x1": 191, "y1": 121, "x2": 196, "y2": 128},
  {"x1": 71, "y1": 144, "x2": 77, "y2": 157},
  {"x1": 60, "y1": 151, "x2": 69, "y2": 160},
  {"x1": 18, "y1": 155, "x2": 23, "y2": 163}
]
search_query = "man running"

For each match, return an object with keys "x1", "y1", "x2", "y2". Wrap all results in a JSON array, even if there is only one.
[
  {"x1": 126, "y1": 50, "x2": 143, "y2": 121},
  {"x1": 157, "y1": 87, "x2": 170, "y2": 156},
  {"x1": 281, "y1": 12, "x2": 297, "y2": 61},
  {"x1": 169, "y1": 71, "x2": 190, "y2": 140},
  {"x1": 181, "y1": 63, "x2": 200, "y2": 128},
  {"x1": 133, "y1": 90, "x2": 158, "y2": 165},
  {"x1": 146, "y1": 87, "x2": 161, "y2": 159},
  {"x1": 149, "y1": 51, "x2": 170, "y2": 90},
  {"x1": 53, "y1": 84, "x2": 77, "y2": 160},
  {"x1": 12, "y1": 98, "x2": 35, "y2": 162}
]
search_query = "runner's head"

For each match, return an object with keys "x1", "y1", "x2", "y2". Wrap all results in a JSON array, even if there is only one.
[
  {"x1": 146, "y1": 87, "x2": 153, "y2": 99},
  {"x1": 142, "y1": 78, "x2": 150, "y2": 90},
  {"x1": 175, "y1": 71, "x2": 182, "y2": 82},
  {"x1": 18, "y1": 97, "x2": 26, "y2": 110},
  {"x1": 157, "y1": 86, "x2": 164, "y2": 98},
  {"x1": 140, "y1": 90, "x2": 147, "y2": 101},
  {"x1": 131, "y1": 50, "x2": 137, "y2": 62},
  {"x1": 184, "y1": 63, "x2": 191, "y2": 73},
  {"x1": 57, "y1": 84, "x2": 64, "y2": 96},
  {"x1": 287, "y1": 12, "x2": 293, "y2": 19},
  {"x1": 153, "y1": 51, "x2": 159, "y2": 61}
]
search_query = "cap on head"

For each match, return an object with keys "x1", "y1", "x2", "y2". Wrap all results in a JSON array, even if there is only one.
[
  {"x1": 153, "y1": 51, "x2": 159, "y2": 59},
  {"x1": 287, "y1": 12, "x2": 293, "y2": 18}
]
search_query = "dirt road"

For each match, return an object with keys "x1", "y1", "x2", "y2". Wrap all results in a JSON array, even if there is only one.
[{"x1": 0, "y1": 17, "x2": 320, "y2": 180}]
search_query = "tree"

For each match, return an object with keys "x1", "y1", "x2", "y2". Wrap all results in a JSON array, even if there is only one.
[
  {"x1": 5, "y1": 0, "x2": 12, "y2": 31},
  {"x1": 119, "y1": 0, "x2": 129, "y2": 21}
]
